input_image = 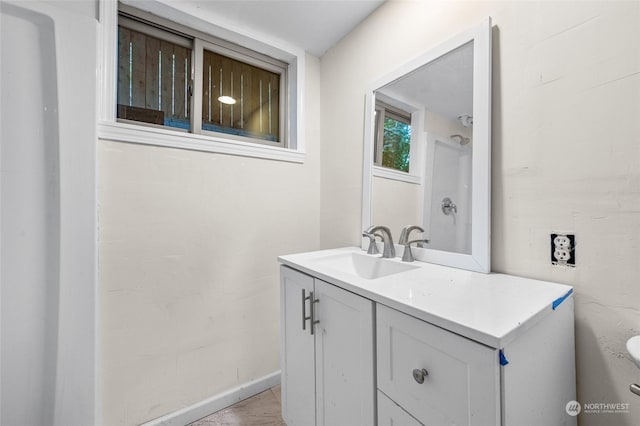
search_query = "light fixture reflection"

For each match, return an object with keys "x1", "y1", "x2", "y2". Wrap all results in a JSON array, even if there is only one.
[{"x1": 218, "y1": 95, "x2": 236, "y2": 105}]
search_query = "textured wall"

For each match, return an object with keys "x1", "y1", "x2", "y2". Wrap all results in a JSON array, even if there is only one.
[
  {"x1": 319, "y1": 1, "x2": 640, "y2": 424},
  {"x1": 99, "y1": 55, "x2": 321, "y2": 425}
]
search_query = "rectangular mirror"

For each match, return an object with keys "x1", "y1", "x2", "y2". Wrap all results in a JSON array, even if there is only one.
[{"x1": 362, "y1": 17, "x2": 492, "y2": 273}]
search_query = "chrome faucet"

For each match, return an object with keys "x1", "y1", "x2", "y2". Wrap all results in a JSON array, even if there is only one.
[
  {"x1": 364, "y1": 225, "x2": 395, "y2": 258},
  {"x1": 399, "y1": 225, "x2": 424, "y2": 246},
  {"x1": 399, "y1": 225, "x2": 429, "y2": 262},
  {"x1": 362, "y1": 232, "x2": 383, "y2": 255},
  {"x1": 402, "y1": 239, "x2": 430, "y2": 262}
]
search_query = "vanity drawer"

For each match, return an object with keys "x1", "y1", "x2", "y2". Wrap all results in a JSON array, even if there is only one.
[
  {"x1": 378, "y1": 390, "x2": 423, "y2": 426},
  {"x1": 376, "y1": 304, "x2": 500, "y2": 426}
]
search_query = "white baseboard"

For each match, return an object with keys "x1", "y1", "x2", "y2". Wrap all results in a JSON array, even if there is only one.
[{"x1": 141, "y1": 370, "x2": 281, "y2": 426}]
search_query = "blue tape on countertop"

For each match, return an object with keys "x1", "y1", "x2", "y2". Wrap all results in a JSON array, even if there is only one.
[
  {"x1": 499, "y1": 349, "x2": 509, "y2": 366},
  {"x1": 552, "y1": 288, "x2": 574, "y2": 310}
]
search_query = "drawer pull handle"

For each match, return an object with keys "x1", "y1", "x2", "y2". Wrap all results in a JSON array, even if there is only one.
[
  {"x1": 302, "y1": 289, "x2": 311, "y2": 331},
  {"x1": 631, "y1": 384, "x2": 640, "y2": 397},
  {"x1": 412, "y1": 368, "x2": 428, "y2": 384},
  {"x1": 302, "y1": 289, "x2": 320, "y2": 335},
  {"x1": 309, "y1": 291, "x2": 320, "y2": 336}
]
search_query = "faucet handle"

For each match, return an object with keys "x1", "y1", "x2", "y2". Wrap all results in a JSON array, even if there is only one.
[
  {"x1": 402, "y1": 239, "x2": 430, "y2": 262},
  {"x1": 362, "y1": 232, "x2": 382, "y2": 255},
  {"x1": 365, "y1": 225, "x2": 395, "y2": 258},
  {"x1": 399, "y1": 225, "x2": 425, "y2": 245}
]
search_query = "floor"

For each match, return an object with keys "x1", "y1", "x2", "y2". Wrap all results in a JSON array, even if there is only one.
[{"x1": 188, "y1": 386, "x2": 285, "y2": 426}]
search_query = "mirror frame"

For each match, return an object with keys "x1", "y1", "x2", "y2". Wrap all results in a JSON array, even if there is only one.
[{"x1": 362, "y1": 17, "x2": 492, "y2": 273}]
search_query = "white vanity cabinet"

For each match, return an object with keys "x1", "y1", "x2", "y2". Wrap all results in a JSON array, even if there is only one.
[
  {"x1": 374, "y1": 294, "x2": 576, "y2": 426},
  {"x1": 279, "y1": 247, "x2": 577, "y2": 426},
  {"x1": 280, "y1": 265, "x2": 375, "y2": 426}
]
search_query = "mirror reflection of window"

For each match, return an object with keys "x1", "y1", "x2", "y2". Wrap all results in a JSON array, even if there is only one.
[{"x1": 374, "y1": 101, "x2": 411, "y2": 173}]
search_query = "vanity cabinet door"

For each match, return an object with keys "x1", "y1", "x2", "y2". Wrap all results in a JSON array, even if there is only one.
[
  {"x1": 281, "y1": 267, "x2": 375, "y2": 426},
  {"x1": 377, "y1": 304, "x2": 500, "y2": 426},
  {"x1": 314, "y1": 279, "x2": 375, "y2": 426},
  {"x1": 281, "y1": 266, "x2": 315, "y2": 426}
]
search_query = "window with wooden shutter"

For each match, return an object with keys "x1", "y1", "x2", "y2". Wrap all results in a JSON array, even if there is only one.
[
  {"x1": 202, "y1": 50, "x2": 281, "y2": 142},
  {"x1": 116, "y1": 9, "x2": 288, "y2": 146},
  {"x1": 117, "y1": 17, "x2": 192, "y2": 130}
]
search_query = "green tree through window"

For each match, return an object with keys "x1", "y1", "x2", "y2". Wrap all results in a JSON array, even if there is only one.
[{"x1": 381, "y1": 116, "x2": 411, "y2": 172}]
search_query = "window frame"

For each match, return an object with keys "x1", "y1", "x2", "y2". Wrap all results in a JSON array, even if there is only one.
[
  {"x1": 98, "y1": 0, "x2": 306, "y2": 163},
  {"x1": 116, "y1": 14, "x2": 193, "y2": 132},
  {"x1": 196, "y1": 38, "x2": 288, "y2": 147},
  {"x1": 371, "y1": 95, "x2": 423, "y2": 185},
  {"x1": 373, "y1": 100, "x2": 412, "y2": 171}
]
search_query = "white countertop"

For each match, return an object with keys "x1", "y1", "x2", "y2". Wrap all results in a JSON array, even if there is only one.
[{"x1": 278, "y1": 247, "x2": 573, "y2": 348}]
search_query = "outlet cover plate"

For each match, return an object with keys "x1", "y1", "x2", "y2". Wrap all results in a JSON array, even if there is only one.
[{"x1": 551, "y1": 233, "x2": 575, "y2": 266}]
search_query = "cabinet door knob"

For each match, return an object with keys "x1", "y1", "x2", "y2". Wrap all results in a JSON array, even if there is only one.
[{"x1": 412, "y1": 368, "x2": 428, "y2": 384}]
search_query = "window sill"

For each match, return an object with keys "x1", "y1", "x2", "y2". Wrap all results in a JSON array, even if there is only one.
[
  {"x1": 97, "y1": 121, "x2": 305, "y2": 163},
  {"x1": 372, "y1": 166, "x2": 421, "y2": 184}
]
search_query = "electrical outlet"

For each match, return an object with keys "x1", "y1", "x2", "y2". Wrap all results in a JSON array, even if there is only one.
[
  {"x1": 554, "y1": 248, "x2": 571, "y2": 262},
  {"x1": 551, "y1": 233, "x2": 575, "y2": 266},
  {"x1": 553, "y1": 235, "x2": 571, "y2": 249}
]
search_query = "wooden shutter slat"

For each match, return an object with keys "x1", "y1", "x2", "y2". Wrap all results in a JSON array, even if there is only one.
[
  {"x1": 145, "y1": 35, "x2": 160, "y2": 110},
  {"x1": 185, "y1": 50, "x2": 191, "y2": 119},
  {"x1": 232, "y1": 60, "x2": 243, "y2": 129},
  {"x1": 269, "y1": 72, "x2": 279, "y2": 140},
  {"x1": 202, "y1": 50, "x2": 210, "y2": 123},
  {"x1": 160, "y1": 40, "x2": 173, "y2": 120},
  {"x1": 173, "y1": 46, "x2": 187, "y2": 120},
  {"x1": 212, "y1": 52, "x2": 222, "y2": 126},
  {"x1": 220, "y1": 55, "x2": 234, "y2": 127},
  {"x1": 247, "y1": 63, "x2": 261, "y2": 134},
  {"x1": 117, "y1": 27, "x2": 131, "y2": 107},
  {"x1": 130, "y1": 31, "x2": 146, "y2": 108},
  {"x1": 258, "y1": 69, "x2": 266, "y2": 135}
]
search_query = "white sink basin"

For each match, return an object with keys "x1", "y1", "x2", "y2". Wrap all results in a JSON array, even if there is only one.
[
  {"x1": 313, "y1": 252, "x2": 418, "y2": 279},
  {"x1": 627, "y1": 336, "x2": 640, "y2": 369}
]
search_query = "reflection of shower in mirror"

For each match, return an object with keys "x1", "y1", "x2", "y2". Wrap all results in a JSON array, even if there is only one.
[
  {"x1": 441, "y1": 197, "x2": 458, "y2": 225},
  {"x1": 457, "y1": 114, "x2": 473, "y2": 128},
  {"x1": 423, "y1": 134, "x2": 472, "y2": 255},
  {"x1": 441, "y1": 197, "x2": 458, "y2": 215},
  {"x1": 450, "y1": 134, "x2": 470, "y2": 146}
]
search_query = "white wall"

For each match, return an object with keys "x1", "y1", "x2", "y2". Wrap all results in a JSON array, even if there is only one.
[
  {"x1": 320, "y1": 1, "x2": 640, "y2": 425},
  {"x1": 371, "y1": 176, "x2": 422, "y2": 239},
  {"x1": 98, "y1": 54, "x2": 321, "y2": 425},
  {"x1": 424, "y1": 109, "x2": 471, "y2": 141}
]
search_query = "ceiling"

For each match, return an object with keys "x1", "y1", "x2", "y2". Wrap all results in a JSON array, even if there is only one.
[
  {"x1": 378, "y1": 41, "x2": 474, "y2": 121},
  {"x1": 183, "y1": 0, "x2": 385, "y2": 57}
]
